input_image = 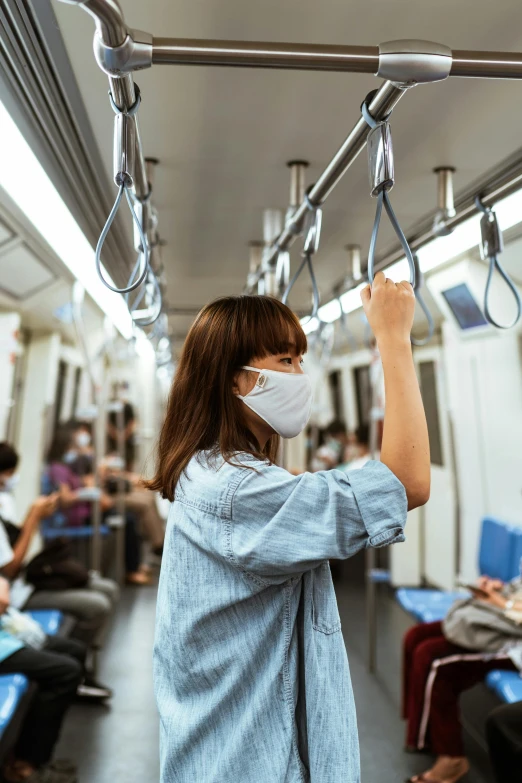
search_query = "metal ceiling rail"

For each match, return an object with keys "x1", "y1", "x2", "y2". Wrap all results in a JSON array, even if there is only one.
[
  {"x1": 58, "y1": 0, "x2": 522, "y2": 301},
  {"x1": 152, "y1": 41, "x2": 522, "y2": 80}
]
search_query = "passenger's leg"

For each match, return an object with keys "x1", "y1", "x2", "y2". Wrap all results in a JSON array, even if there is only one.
[
  {"x1": 404, "y1": 633, "x2": 457, "y2": 750},
  {"x1": 125, "y1": 512, "x2": 149, "y2": 584},
  {"x1": 412, "y1": 656, "x2": 517, "y2": 783},
  {"x1": 428, "y1": 655, "x2": 517, "y2": 756},
  {"x1": 486, "y1": 702, "x2": 522, "y2": 783},
  {"x1": 87, "y1": 574, "x2": 120, "y2": 607},
  {"x1": 0, "y1": 645, "x2": 83, "y2": 772},
  {"x1": 124, "y1": 489, "x2": 165, "y2": 550},
  {"x1": 402, "y1": 621, "x2": 445, "y2": 721},
  {"x1": 25, "y1": 588, "x2": 113, "y2": 647}
]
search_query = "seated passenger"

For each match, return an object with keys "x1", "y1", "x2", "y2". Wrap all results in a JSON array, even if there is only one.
[
  {"x1": 403, "y1": 577, "x2": 522, "y2": 783},
  {"x1": 66, "y1": 421, "x2": 165, "y2": 560},
  {"x1": 100, "y1": 454, "x2": 164, "y2": 558},
  {"x1": 106, "y1": 398, "x2": 137, "y2": 472},
  {"x1": 0, "y1": 442, "x2": 115, "y2": 697},
  {"x1": 46, "y1": 427, "x2": 150, "y2": 585},
  {"x1": 486, "y1": 701, "x2": 522, "y2": 783},
  {"x1": 0, "y1": 575, "x2": 82, "y2": 783},
  {"x1": 341, "y1": 424, "x2": 371, "y2": 471},
  {"x1": 310, "y1": 419, "x2": 348, "y2": 471}
]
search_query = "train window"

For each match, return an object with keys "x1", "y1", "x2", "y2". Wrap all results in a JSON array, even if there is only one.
[
  {"x1": 328, "y1": 370, "x2": 343, "y2": 420},
  {"x1": 353, "y1": 365, "x2": 371, "y2": 428},
  {"x1": 419, "y1": 360, "x2": 444, "y2": 467},
  {"x1": 72, "y1": 366, "x2": 82, "y2": 417},
  {"x1": 54, "y1": 359, "x2": 67, "y2": 427}
]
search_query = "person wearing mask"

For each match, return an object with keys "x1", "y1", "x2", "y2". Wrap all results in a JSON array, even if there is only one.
[
  {"x1": 0, "y1": 574, "x2": 82, "y2": 783},
  {"x1": 46, "y1": 427, "x2": 150, "y2": 585},
  {"x1": 100, "y1": 455, "x2": 164, "y2": 559},
  {"x1": 67, "y1": 421, "x2": 164, "y2": 560},
  {"x1": 310, "y1": 419, "x2": 347, "y2": 472},
  {"x1": 0, "y1": 441, "x2": 115, "y2": 698},
  {"x1": 342, "y1": 424, "x2": 372, "y2": 471},
  {"x1": 149, "y1": 281, "x2": 430, "y2": 783},
  {"x1": 106, "y1": 399, "x2": 137, "y2": 473}
]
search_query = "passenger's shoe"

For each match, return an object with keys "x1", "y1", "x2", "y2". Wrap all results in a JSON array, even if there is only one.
[
  {"x1": 76, "y1": 677, "x2": 112, "y2": 702},
  {"x1": 4, "y1": 769, "x2": 78, "y2": 783},
  {"x1": 125, "y1": 571, "x2": 151, "y2": 586},
  {"x1": 47, "y1": 761, "x2": 77, "y2": 775}
]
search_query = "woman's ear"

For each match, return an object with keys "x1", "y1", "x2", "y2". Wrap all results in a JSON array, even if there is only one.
[{"x1": 232, "y1": 370, "x2": 241, "y2": 396}]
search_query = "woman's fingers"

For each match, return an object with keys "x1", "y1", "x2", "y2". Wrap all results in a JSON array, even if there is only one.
[{"x1": 360, "y1": 284, "x2": 371, "y2": 306}]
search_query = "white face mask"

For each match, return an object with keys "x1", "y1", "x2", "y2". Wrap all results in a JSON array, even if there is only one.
[
  {"x1": 2, "y1": 474, "x2": 19, "y2": 491},
  {"x1": 237, "y1": 366, "x2": 313, "y2": 440},
  {"x1": 75, "y1": 432, "x2": 91, "y2": 449}
]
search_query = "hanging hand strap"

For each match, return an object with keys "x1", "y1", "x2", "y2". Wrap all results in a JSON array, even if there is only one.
[
  {"x1": 361, "y1": 95, "x2": 416, "y2": 289},
  {"x1": 410, "y1": 252, "x2": 435, "y2": 346},
  {"x1": 129, "y1": 271, "x2": 163, "y2": 327},
  {"x1": 95, "y1": 84, "x2": 150, "y2": 295},
  {"x1": 282, "y1": 191, "x2": 321, "y2": 319},
  {"x1": 95, "y1": 185, "x2": 149, "y2": 294},
  {"x1": 475, "y1": 196, "x2": 521, "y2": 329}
]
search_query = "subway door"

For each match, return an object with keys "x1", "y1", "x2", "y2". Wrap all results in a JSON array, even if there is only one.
[
  {"x1": 390, "y1": 345, "x2": 456, "y2": 589},
  {"x1": 442, "y1": 324, "x2": 522, "y2": 582}
]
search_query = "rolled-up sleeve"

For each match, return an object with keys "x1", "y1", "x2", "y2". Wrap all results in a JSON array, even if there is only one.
[{"x1": 228, "y1": 460, "x2": 407, "y2": 581}]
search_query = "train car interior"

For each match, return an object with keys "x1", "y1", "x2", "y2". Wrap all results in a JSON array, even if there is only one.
[{"x1": 0, "y1": 0, "x2": 522, "y2": 781}]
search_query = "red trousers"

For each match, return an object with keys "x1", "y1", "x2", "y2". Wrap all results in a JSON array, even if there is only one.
[{"x1": 402, "y1": 621, "x2": 517, "y2": 757}]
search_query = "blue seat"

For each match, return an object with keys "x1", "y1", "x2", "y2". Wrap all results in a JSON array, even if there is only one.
[
  {"x1": 41, "y1": 523, "x2": 110, "y2": 541},
  {"x1": 486, "y1": 670, "x2": 522, "y2": 704},
  {"x1": 24, "y1": 610, "x2": 63, "y2": 636},
  {"x1": 396, "y1": 518, "x2": 522, "y2": 624},
  {"x1": 510, "y1": 527, "x2": 522, "y2": 583},
  {"x1": 0, "y1": 675, "x2": 29, "y2": 739},
  {"x1": 396, "y1": 588, "x2": 467, "y2": 623},
  {"x1": 480, "y1": 518, "x2": 520, "y2": 582}
]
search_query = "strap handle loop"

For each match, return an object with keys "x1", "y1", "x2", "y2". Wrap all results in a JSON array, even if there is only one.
[
  {"x1": 95, "y1": 184, "x2": 150, "y2": 294},
  {"x1": 475, "y1": 195, "x2": 521, "y2": 329},
  {"x1": 282, "y1": 186, "x2": 321, "y2": 320},
  {"x1": 361, "y1": 95, "x2": 416, "y2": 289},
  {"x1": 410, "y1": 253, "x2": 435, "y2": 346}
]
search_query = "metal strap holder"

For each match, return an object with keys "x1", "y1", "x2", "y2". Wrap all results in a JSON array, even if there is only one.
[
  {"x1": 282, "y1": 192, "x2": 322, "y2": 319},
  {"x1": 476, "y1": 196, "x2": 521, "y2": 329},
  {"x1": 362, "y1": 92, "x2": 416, "y2": 287}
]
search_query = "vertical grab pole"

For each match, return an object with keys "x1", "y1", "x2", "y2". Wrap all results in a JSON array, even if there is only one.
[
  {"x1": 71, "y1": 283, "x2": 103, "y2": 575},
  {"x1": 91, "y1": 368, "x2": 109, "y2": 575},
  {"x1": 115, "y1": 397, "x2": 126, "y2": 585}
]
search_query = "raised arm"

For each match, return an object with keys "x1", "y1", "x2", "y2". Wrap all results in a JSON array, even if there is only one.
[
  {"x1": 361, "y1": 272, "x2": 430, "y2": 510},
  {"x1": 2, "y1": 494, "x2": 58, "y2": 580}
]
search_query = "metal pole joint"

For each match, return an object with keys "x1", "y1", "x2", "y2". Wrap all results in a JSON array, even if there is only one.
[
  {"x1": 377, "y1": 39, "x2": 452, "y2": 85},
  {"x1": 94, "y1": 28, "x2": 153, "y2": 77}
]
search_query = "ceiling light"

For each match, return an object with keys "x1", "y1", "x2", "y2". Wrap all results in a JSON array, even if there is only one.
[{"x1": 0, "y1": 100, "x2": 133, "y2": 339}]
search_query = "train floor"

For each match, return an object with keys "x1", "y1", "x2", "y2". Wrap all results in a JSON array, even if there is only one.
[{"x1": 55, "y1": 561, "x2": 497, "y2": 783}]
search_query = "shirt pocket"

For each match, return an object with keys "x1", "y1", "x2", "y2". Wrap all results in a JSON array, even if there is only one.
[{"x1": 311, "y1": 561, "x2": 342, "y2": 634}]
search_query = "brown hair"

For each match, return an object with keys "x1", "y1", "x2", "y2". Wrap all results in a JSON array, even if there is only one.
[{"x1": 145, "y1": 295, "x2": 307, "y2": 500}]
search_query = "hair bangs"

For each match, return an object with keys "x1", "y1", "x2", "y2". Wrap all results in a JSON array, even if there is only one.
[{"x1": 246, "y1": 297, "x2": 307, "y2": 360}]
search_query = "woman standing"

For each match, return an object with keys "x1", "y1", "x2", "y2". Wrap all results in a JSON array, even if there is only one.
[{"x1": 149, "y1": 275, "x2": 430, "y2": 783}]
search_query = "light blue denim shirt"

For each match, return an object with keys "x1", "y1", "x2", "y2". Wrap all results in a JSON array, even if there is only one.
[{"x1": 154, "y1": 453, "x2": 407, "y2": 783}]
